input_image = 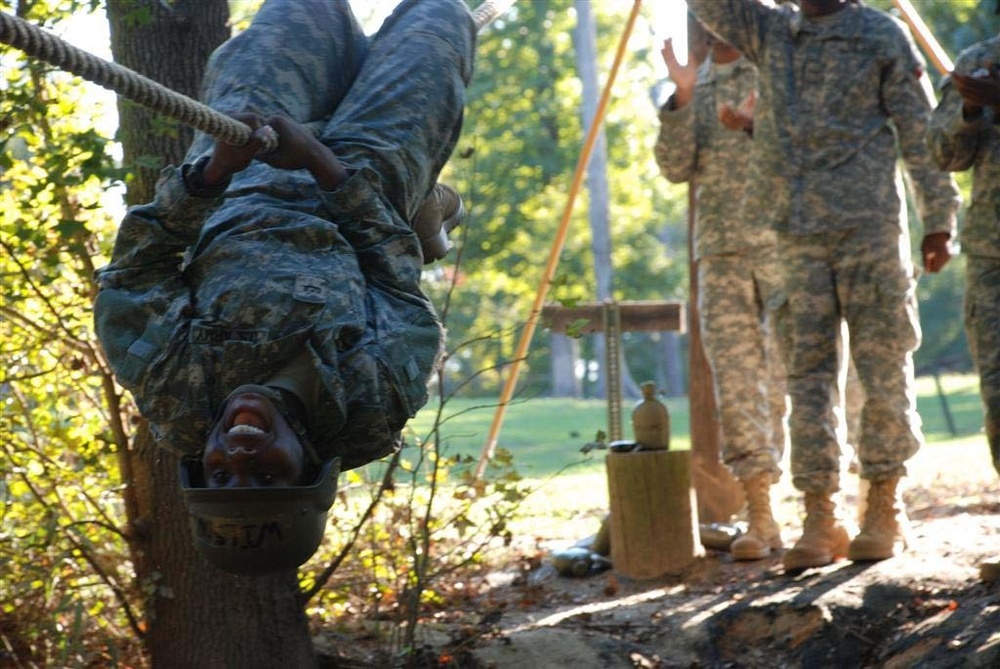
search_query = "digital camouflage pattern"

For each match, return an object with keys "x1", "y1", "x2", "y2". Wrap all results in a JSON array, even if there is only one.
[
  {"x1": 927, "y1": 33, "x2": 1000, "y2": 475},
  {"x1": 655, "y1": 56, "x2": 788, "y2": 483},
  {"x1": 94, "y1": 0, "x2": 476, "y2": 470},
  {"x1": 927, "y1": 34, "x2": 1000, "y2": 260},
  {"x1": 689, "y1": 0, "x2": 961, "y2": 493}
]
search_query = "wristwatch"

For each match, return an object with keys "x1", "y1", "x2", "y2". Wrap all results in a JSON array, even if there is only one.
[{"x1": 182, "y1": 155, "x2": 230, "y2": 198}]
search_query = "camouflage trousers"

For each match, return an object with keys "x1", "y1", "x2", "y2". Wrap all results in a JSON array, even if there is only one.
[
  {"x1": 698, "y1": 250, "x2": 789, "y2": 483},
  {"x1": 837, "y1": 321, "x2": 865, "y2": 463},
  {"x1": 965, "y1": 255, "x2": 1000, "y2": 477},
  {"x1": 185, "y1": 0, "x2": 475, "y2": 222},
  {"x1": 778, "y1": 224, "x2": 923, "y2": 494}
]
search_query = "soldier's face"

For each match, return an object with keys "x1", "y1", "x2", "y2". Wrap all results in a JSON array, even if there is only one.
[{"x1": 202, "y1": 391, "x2": 305, "y2": 488}]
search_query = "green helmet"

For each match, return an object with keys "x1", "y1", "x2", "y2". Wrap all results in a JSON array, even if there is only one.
[{"x1": 179, "y1": 457, "x2": 340, "y2": 575}]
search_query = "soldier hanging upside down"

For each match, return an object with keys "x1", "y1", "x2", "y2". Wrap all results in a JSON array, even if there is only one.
[{"x1": 94, "y1": 0, "x2": 476, "y2": 573}]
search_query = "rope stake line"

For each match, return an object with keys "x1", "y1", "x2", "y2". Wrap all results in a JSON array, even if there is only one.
[{"x1": 0, "y1": 1, "x2": 513, "y2": 147}]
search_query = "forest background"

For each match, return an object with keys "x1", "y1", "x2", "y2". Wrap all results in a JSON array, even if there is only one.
[{"x1": 2, "y1": 0, "x2": 998, "y2": 666}]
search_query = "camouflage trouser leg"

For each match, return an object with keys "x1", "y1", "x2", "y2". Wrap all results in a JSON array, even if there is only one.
[
  {"x1": 185, "y1": 0, "x2": 370, "y2": 163},
  {"x1": 185, "y1": 0, "x2": 476, "y2": 221},
  {"x1": 698, "y1": 252, "x2": 786, "y2": 482},
  {"x1": 965, "y1": 255, "x2": 1000, "y2": 478},
  {"x1": 836, "y1": 321, "x2": 865, "y2": 466},
  {"x1": 763, "y1": 251, "x2": 791, "y2": 465},
  {"x1": 780, "y1": 224, "x2": 922, "y2": 494},
  {"x1": 320, "y1": 0, "x2": 476, "y2": 221}
]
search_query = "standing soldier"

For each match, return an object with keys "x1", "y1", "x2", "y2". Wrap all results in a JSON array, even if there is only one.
[
  {"x1": 688, "y1": 0, "x2": 961, "y2": 572},
  {"x1": 654, "y1": 28, "x2": 789, "y2": 561},
  {"x1": 927, "y1": 18, "x2": 1000, "y2": 580}
]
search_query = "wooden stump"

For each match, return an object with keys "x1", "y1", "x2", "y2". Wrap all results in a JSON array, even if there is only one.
[{"x1": 606, "y1": 450, "x2": 703, "y2": 579}]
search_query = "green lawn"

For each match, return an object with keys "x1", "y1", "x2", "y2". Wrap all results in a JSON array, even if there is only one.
[{"x1": 405, "y1": 374, "x2": 984, "y2": 481}]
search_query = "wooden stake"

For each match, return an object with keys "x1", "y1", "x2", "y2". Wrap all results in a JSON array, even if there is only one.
[{"x1": 606, "y1": 450, "x2": 703, "y2": 579}]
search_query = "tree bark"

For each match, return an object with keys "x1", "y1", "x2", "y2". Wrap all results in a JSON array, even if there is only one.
[
  {"x1": 550, "y1": 333, "x2": 582, "y2": 397},
  {"x1": 660, "y1": 331, "x2": 685, "y2": 398},
  {"x1": 106, "y1": 2, "x2": 317, "y2": 665},
  {"x1": 571, "y1": 0, "x2": 640, "y2": 401}
]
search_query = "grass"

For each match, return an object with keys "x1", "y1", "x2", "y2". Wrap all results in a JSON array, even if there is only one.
[
  {"x1": 395, "y1": 373, "x2": 992, "y2": 552},
  {"x1": 406, "y1": 373, "x2": 985, "y2": 481}
]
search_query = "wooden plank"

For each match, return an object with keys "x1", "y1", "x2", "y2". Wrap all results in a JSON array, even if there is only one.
[
  {"x1": 686, "y1": 186, "x2": 745, "y2": 523},
  {"x1": 541, "y1": 300, "x2": 685, "y2": 335}
]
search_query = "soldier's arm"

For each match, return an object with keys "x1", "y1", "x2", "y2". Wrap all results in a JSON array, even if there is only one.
[
  {"x1": 654, "y1": 38, "x2": 701, "y2": 184},
  {"x1": 655, "y1": 93, "x2": 699, "y2": 185},
  {"x1": 927, "y1": 78, "x2": 988, "y2": 173},
  {"x1": 880, "y1": 28, "x2": 960, "y2": 244},
  {"x1": 927, "y1": 54, "x2": 996, "y2": 174}
]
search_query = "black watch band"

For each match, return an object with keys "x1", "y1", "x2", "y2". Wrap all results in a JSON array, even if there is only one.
[{"x1": 182, "y1": 155, "x2": 230, "y2": 198}]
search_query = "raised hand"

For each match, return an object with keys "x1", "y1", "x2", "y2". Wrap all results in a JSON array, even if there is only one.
[{"x1": 661, "y1": 38, "x2": 698, "y2": 107}]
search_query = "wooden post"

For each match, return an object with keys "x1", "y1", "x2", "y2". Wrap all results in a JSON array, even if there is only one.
[
  {"x1": 687, "y1": 183, "x2": 745, "y2": 523},
  {"x1": 606, "y1": 449, "x2": 703, "y2": 578}
]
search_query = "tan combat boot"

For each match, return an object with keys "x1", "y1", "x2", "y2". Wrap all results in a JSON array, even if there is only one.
[
  {"x1": 782, "y1": 492, "x2": 851, "y2": 572},
  {"x1": 413, "y1": 183, "x2": 465, "y2": 263},
  {"x1": 731, "y1": 474, "x2": 782, "y2": 560},
  {"x1": 848, "y1": 477, "x2": 907, "y2": 562}
]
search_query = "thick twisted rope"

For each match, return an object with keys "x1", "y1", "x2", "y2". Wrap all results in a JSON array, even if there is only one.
[
  {"x1": 0, "y1": 11, "x2": 252, "y2": 145},
  {"x1": 0, "y1": 0, "x2": 514, "y2": 147}
]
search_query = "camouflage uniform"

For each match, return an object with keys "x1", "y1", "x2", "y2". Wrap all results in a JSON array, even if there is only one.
[
  {"x1": 655, "y1": 55, "x2": 788, "y2": 483},
  {"x1": 689, "y1": 0, "x2": 961, "y2": 493},
  {"x1": 927, "y1": 34, "x2": 1000, "y2": 476},
  {"x1": 94, "y1": 0, "x2": 476, "y2": 470}
]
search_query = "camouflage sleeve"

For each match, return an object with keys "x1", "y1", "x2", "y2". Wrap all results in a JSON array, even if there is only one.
[
  {"x1": 927, "y1": 76, "x2": 992, "y2": 174},
  {"x1": 686, "y1": 0, "x2": 773, "y2": 65},
  {"x1": 94, "y1": 165, "x2": 222, "y2": 390},
  {"x1": 654, "y1": 97, "x2": 697, "y2": 184},
  {"x1": 880, "y1": 26, "x2": 961, "y2": 237}
]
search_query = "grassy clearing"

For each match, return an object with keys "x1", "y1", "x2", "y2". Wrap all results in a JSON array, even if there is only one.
[
  {"x1": 406, "y1": 374, "x2": 984, "y2": 481},
  {"x1": 399, "y1": 374, "x2": 990, "y2": 546}
]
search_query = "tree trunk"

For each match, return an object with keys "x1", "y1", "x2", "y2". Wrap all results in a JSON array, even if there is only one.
[
  {"x1": 606, "y1": 450, "x2": 703, "y2": 579},
  {"x1": 550, "y1": 333, "x2": 582, "y2": 397},
  {"x1": 571, "y1": 0, "x2": 640, "y2": 402},
  {"x1": 686, "y1": 184, "x2": 744, "y2": 524},
  {"x1": 655, "y1": 224, "x2": 686, "y2": 398},
  {"x1": 660, "y1": 331, "x2": 685, "y2": 398},
  {"x1": 106, "y1": 2, "x2": 317, "y2": 664}
]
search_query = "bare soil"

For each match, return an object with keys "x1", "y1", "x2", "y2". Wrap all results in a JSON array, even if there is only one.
[{"x1": 319, "y1": 439, "x2": 1000, "y2": 668}]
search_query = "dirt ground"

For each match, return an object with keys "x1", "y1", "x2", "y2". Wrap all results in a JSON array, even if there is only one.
[{"x1": 319, "y1": 439, "x2": 1000, "y2": 668}]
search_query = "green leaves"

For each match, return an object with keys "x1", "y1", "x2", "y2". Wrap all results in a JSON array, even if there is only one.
[{"x1": 1, "y1": 1, "x2": 142, "y2": 663}]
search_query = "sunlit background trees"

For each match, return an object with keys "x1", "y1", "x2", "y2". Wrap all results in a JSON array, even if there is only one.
[{"x1": 1, "y1": 0, "x2": 995, "y2": 664}]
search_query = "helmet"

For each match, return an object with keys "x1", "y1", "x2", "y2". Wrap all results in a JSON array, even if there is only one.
[{"x1": 179, "y1": 457, "x2": 340, "y2": 575}]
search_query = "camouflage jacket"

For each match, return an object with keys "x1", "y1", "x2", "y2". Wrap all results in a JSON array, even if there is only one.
[
  {"x1": 687, "y1": 0, "x2": 960, "y2": 237},
  {"x1": 654, "y1": 55, "x2": 773, "y2": 260},
  {"x1": 927, "y1": 34, "x2": 1000, "y2": 258},
  {"x1": 95, "y1": 162, "x2": 443, "y2": 470}
]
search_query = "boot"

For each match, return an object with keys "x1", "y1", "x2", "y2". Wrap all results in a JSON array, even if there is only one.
[
  {"x1": 848, "y1": 477, "x2": 907, "y2": 562},
  {"x1": 782, "y1": 492, "x2": 851, "y2": 572},
  {"x1": 413, "y1": 183, "x2": 465, "y2": 263},
  {"x1": 731, "y1": 474, "x2": 782, "y2": 560}
]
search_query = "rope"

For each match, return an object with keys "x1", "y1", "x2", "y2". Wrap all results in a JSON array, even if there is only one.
[
  {"x1": 0, "y1": 1, "x2": 514, "y2": 147},
  {"x1": 0, "y1": 11, "x2": 252, "y2": 145}
]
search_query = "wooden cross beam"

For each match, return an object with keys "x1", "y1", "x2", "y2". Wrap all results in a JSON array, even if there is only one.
[
  {"x1": 542, "y1": 300, "x2": 686, "y2": 441},
  {"x1": 541, "y1": 300, "x2": 686, "y2": 335}
]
